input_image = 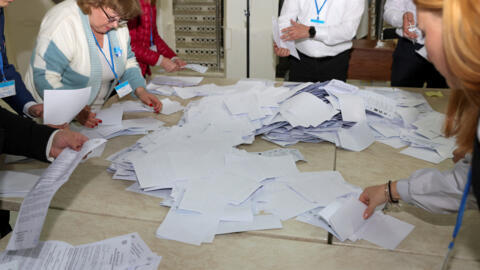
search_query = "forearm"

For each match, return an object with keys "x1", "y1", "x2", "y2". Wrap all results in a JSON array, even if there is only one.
[{"x1": 396, "y1": 157, "x2": 477, "y2": 213}]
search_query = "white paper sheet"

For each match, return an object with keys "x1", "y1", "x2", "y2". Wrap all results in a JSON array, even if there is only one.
[
  {"x1": 160, "y1": 98, "x2": 184, "y2": 115},
  {"x1": 337, "y1": 94, "x2": 366, "y2": 122},
  {"x1": 280, "y1": 92, "x2": 336, "y2": 128},
  {"x1": 43, "y1": 87, "x2": 91, "y2": 125},
  {"x1": 0, "y1": 171, "x2": 40, "y2": 198},
  {"x1": 96, "y1": 105, "x2": 123, "y2": 126},
  {"x1": 1, "y1": 232, "x2": 160, "y2": 270},
  {"x1": 7, "y1": 138, "x2": 107, "y2": 251},
  {"x1": 216, "y1": 214, "x2": 282, "y2": 234},
  {"x1": 184, "y1": 64, "x2": 208, "y2": 74},
  {"x1": 272, "y1": 17, "x2": 299, "y2": 59},
  {"x1": 357, "y1": 213, "x2": 415, "y2": 250},
  {"x1": 281, "y1": 171, "x2": 358, "y2": 206},
  {"x1": 400, "y1": 146, "x2": 445, "y2": 164}
]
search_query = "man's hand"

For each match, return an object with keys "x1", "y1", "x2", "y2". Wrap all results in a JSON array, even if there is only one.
[
  {"x1": 402, "y1": 12, "x2": 418, "y2": 39},
  {"x1": 281, "y1": 19, "x2": 309, "y2": 41},
  {"x1": 76, "y1": 106, "x2": 102, "y2": 128},
  {"x1": 135, "y1": 87, "x2": 162, "y2": 113},
  {"x1": 274, "y1": 43, "x2": 290, "y2": 57},
  {"x1": 28, "y1": 103, "x2": 44, "y2": 118},
  {"x1": 49, "y1": 129, "x2": 89, "y2": 158}
]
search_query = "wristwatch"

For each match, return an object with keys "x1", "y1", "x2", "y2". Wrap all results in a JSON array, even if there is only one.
[{"x1": 309, "y1": 26, "x2": 316, "y2": 38}]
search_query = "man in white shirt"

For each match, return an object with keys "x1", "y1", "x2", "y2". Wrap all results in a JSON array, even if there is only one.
[
  {"x1": 384, "y1": 0, "x2": 447, "y2": 87},
  {"x1": 274, "y1": 0, "x2": 364, "y2": 82}
]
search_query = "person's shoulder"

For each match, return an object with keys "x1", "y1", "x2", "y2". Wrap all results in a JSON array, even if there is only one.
[{"x1": 40, "y1": 0, "x2": 82, "y2": 37}]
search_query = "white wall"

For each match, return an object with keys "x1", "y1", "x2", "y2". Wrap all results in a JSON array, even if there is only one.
[
  {"x1": 4, "y1": 0, "x2": 56, "y2": 77},
  {"x1": 225, "y1": 0, "x2": 277, "y2": 80}
]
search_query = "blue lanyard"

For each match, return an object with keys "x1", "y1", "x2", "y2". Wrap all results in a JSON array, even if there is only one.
[
  {"x1": 314, "y1": 0, "x2": 327, "y2": 20},
  {"x1": 0, "y1": 51, "x2": 6, "y2": 82},
  {"x1": 441, "y1": 168, "x2": 472, "y2": 269},
  {"x1": 92, "y1": 32, "x2": 119, "y2": 80},
  {"x1": 150, "y1": 6, "x2": 154, "y2": 47}
]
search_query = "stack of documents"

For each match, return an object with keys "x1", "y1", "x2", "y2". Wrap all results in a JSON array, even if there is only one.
[
  {"x1": 0, "y1": 233, "x2": 161, "y2": 270},
  {"x1": 73, "y1": 102, "x2": 165, "y2": 140},
  {"x1": 297, "y1": 194, "x2": 414, "y2": 250}
]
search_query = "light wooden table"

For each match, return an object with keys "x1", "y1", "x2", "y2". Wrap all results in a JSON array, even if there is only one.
[{"x1": 1, "y1": 79, "x2": 478, "y2": 269}]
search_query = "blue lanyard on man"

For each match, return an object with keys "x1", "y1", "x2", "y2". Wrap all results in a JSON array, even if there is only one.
[
  {"x1": 92, "y1": 31, "x2": 133, "y2": 99},
  {"x1": 0, "y1": 44, "x2": 16, "y2": 98},
  {"x1": 311, "y1": 0, "x2": 327, "y2": 24},
  {"x1": 441, "y1": 168, "x2": 473, "y2": 270}
]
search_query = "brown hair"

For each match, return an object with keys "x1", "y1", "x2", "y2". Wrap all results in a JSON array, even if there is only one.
[
  {"x1": 77, "y1": 0, "x2": 142, "y2": 20},
  {"x1": 415, "y1": 0, "x2": 480, "y2": 153}
]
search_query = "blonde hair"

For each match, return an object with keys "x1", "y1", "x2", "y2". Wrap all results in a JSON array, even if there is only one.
[
  {"x1": 415, "y1": 0, "x2": 480, "y2": 153},
  {"x1": 77, "y1": 0, "x2": 141, "y2": 20}
]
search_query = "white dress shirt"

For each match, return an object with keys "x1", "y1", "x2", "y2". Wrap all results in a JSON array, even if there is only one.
[
  {"x1": 396, "y1": 155, "x2": 477, "y2": 214},
  {"x1": 384, "y1": 0, "x2": 424, "y2": 44},
  {"x1": 279, "y1": 0, "x2": 365, "y2": 58}
]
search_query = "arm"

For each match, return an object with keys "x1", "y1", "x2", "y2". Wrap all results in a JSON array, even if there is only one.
[
  {"x1": 0, "y1": 107, "x2": 54, "y2": 162},
  {"x1": 128, "y1": 13, "x2": 163, "y2": 66},
  {"x1": 31, "y1": 23, "x2": 77, "y2": 99},
  {"x1": 312, "y1": 0, "x2": 365, "y2": 46},
  {"x1": 360, "y1": 156, "x2": 477, "y2": 219},
  {"x1": 396, "y1": 156, "x2": 476, "y2": 213}
]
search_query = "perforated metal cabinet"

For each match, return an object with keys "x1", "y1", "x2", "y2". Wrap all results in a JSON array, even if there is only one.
[{"x1": 173, "y1": 0, "x2": 224, "y2": 73}]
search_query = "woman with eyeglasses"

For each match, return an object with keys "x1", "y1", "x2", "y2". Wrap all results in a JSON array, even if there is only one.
[
  {"x1": 24, "y1": 0, "x2": 162, "y2": 128},
  {"x1": 128, "y1": 0, "x2": 187, "y2": 77},
  {"x1": 360, "y1": 0, "x2": 479, "y2": 219}
]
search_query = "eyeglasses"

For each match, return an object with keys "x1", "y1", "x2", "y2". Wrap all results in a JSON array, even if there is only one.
[{"x1": 100, "y1": 6, "x2": 128, "y2": 26}]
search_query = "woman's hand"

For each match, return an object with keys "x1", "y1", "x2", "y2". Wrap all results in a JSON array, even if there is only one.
[
  {"x1": 359, "y1": 181, "x2": 400, "y2": 219},
  {"x1": 161, "y1": 58, "x2": 181, "y2": 72},
  {"x1": 274, "y1": 43, "x2": 290, "y2": 57},
  {"x1": 76, "y1": 106, "x2": 102, "y2": 128},
  {"x1": 173, "y1": 58, "x2": 187, "y2": 69},
  {"x1": 135, "y1": 87, "x2": 162, "y2": 113}
]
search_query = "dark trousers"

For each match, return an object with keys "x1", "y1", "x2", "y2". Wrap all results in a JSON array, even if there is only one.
[
  {"x1": 391, "y1": 37, "x2": 448, "y2": 88},
  {"x1": 288, "y1": 49, "x2": 351, "y2": 83},
  {"x1": 0, "y1": 210, "x2": 12, "y2": 238}
]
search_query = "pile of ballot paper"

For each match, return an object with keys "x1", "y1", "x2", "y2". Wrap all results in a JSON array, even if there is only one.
[
  {"x1": 0, "y1": 233, "x2": 161, "y2": 270},
  {"x1": 105, "y1": 103, "x2": 415, "y2": 248},
  {"x1": 148, "y1": 78, "x2": 455, "y2": 163}
]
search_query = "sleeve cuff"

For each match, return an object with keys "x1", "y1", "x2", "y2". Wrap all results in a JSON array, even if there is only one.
[
  {"x1": 155, "y1": 55, "x2": 164, "y2": 66},
  {"x1": 23, "y1": 101, "x2": 38, "y2": 118},
  {"x1": 396, "y1": 179, "x2": 412, "y2": 203},
  {"x1": 45, "y1": 130, "x2": 60, "y2": 162}
]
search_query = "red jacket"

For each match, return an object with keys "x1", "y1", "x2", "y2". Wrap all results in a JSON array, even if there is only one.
[{"x1": 128, "y1": 0, "x2": 177, "y2": 76}]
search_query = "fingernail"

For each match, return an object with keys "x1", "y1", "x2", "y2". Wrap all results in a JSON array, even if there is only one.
[
  {"x1": 149, "y1": 103, "x2": 153, "y2": 106},
  {"x1": 99, "y1": 120, "x2": 103, "y2": 123},
  {"x1": 363, "y1": 213, "x2": 368, "y2": 219}
]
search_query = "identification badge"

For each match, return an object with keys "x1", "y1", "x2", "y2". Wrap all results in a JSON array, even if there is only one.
[
  {"x1": 0, "y1": 80, "x2": 16, "y2": 98},
  {"x1": 310, "y1": 18, "x2": 325, "y2": 24},
  {"x1": 150, "y1": 45, "x2": 157, "y2": 52},
  {"x1": 114, "y1": 81, "x2": 133, "y2": 98}
]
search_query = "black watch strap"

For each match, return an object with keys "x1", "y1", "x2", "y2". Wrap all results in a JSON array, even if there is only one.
[{"x1": 309, "y1": 26, "x2": 316, "y2": 38}]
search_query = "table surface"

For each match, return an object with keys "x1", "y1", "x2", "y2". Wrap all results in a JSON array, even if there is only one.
[{"x1": 1, "y1": 78, "x2": 479, "y2": 269}]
